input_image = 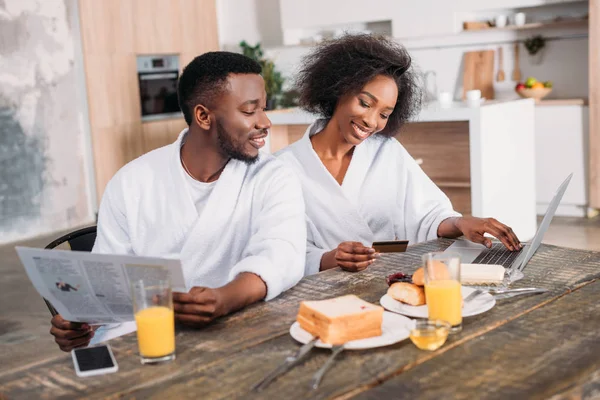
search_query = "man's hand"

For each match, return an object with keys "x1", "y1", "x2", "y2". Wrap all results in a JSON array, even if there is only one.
[
  {"x1": 321, "y1": 241, "x2": 380, "y2": 272},
  {"x1": 172, "y1": 273, "x2": 267, "y2": 328},
  {"x1": 172, "y1": 287, "x2": 226, "y2": 327},
  {"x1": 50, "y1": 315, "x2": 95, "y2": 352},
  {"x1": 455, "y1": 216, "x2": 521, "y2": 251}
]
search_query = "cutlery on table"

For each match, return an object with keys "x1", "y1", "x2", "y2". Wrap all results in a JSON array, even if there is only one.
[
  {"x1": 311, "y1": 345, "x2": 345, "y2": 390},
  {"x1": 465, "y1": 288, "x2": 548, "y2": 303},
  {"x1": 252, "y1": 337, "x2": 318, "y2": 392},
  {"x1": 491, "y1": 288, "x2": 548, "y2": 298},
  {"x1": 464, "y1": 289, "x2": 485, "y2": 303}
]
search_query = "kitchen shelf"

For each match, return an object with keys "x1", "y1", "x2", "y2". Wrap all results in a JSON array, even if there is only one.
[
  {"x1": 537, "y1": 98, "x2": 588, "y2": 106},
  {"x1": 436, "y1": 181, "x2": 472, "y2": 189},
  {"x1": 461, "y1": 17, "x2": 588, "y2": 33}
]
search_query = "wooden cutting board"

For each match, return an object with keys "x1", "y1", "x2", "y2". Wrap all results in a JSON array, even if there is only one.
[{"x1": 462, "y1": 50, "x2": 495, "y2": 100}]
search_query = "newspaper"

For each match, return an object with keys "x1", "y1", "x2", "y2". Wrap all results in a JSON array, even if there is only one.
[{"x1": 16, "y1": 247, "x2": 186, "y2": 325}]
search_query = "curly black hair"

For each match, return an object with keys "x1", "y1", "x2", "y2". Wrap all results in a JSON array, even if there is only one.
[
  {"x1": 178, "y1": 52, "x2": 262, "y2": 125},
  {"x1": 295, "y1": 34, "x2": 422, "y2": 136}
]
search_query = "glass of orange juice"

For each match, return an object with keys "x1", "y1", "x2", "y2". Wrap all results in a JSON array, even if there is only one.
[
  {"x1": 132, "y1": 279, "x2": 175, "y2": 364},
  {"x1": 422, "y1": 252, "x2": 462, "y2": 333}
]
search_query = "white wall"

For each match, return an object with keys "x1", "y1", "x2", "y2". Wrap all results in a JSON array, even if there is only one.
[
  {"x1": 219, "y1": 0, "x2": 589, "y2": 101},
  {"x1": 0, "y1": 0, "x2": 95, "y2": 245},
  {"x1": 216, "y1": 0, "x2": 283, "y2": 51},
  {"x1": 409, "y1": 35, "x2": 589, "y2": 101},
  {"x1": 262, "y1": 34, "x2": 588, "y2": 100}
]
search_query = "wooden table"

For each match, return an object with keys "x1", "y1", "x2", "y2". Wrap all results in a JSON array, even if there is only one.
[{"x1": 1, "y1": 239, "x2": 599, "y2": 399}]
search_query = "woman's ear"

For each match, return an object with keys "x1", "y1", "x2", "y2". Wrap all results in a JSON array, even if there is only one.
[{"x1": 194, "y1": 104, "x2": 212, "y2": 130}]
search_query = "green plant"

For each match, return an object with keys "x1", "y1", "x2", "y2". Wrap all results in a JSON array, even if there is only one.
[
  {"x1": 279, "y1": 89, "x2": 300, "y2": 108},
  {"x1": 524, "y1": 35, "x2": 546, "y2": 56},
  {"x1": 240, "y1": 41, "x2": 284, "y2": 109}
]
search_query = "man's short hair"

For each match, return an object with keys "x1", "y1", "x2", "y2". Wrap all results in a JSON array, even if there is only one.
[{"x1": 178, "y1": 52, "x2": 262, "y2": 125}]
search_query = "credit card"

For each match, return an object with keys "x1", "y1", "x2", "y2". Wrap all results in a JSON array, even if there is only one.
[{"x1": 372, "y1": 240, "x2": 409, "y2": 253}]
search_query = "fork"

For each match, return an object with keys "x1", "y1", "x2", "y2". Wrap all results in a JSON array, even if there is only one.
[
  {"x1": 310, "y1": 345, "x2": 345, "y2": 390},
  {"x1": 252, "y1": 338, "x2": 318, "y2": 392},
  {"x1": 465, "y1": 288, "x2": 548, "y2": 303},
  {"x1": 464, "y1": 289, "x2": 485, "y2": 303}
]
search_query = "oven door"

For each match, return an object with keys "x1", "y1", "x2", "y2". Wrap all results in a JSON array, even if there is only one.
[{"x1": 138, "y1": 71, "x2": 181, "y2": 120}]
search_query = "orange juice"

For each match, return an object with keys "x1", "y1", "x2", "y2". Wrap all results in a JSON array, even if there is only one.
[
  {"x1": 135, "y1": 306, "x2": 175, "y2": 357},
  {"x1": 425, "y1": 280, "x2": 462, "y2": 326}
]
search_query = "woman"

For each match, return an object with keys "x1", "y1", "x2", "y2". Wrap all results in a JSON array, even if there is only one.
[{"x1": 276, "y1": 34, "x2": 521, "y2": 275}]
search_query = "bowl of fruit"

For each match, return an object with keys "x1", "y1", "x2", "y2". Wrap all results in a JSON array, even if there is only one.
[{"x1": 515, "y1": 77, "x2": 553, "y2": 102}]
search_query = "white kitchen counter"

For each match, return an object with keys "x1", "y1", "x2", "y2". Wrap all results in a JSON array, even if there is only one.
[
  {"x1": 266, "y1": 99, "x2": 538, "y2": 240},
  {"x1": 266, "y1": 99, "x2": 534, "y2": 124},
  {"x1": 535, "y1": 103, "x2": 589, "y2": 217}
]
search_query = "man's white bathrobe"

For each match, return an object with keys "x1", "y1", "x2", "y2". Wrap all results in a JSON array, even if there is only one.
[
  {"x1": 93, "y1": 129, "x2": 306, "y2": 300},
  {"x1": 276, "y1": 119, "x2": 461, "y2": 276}
]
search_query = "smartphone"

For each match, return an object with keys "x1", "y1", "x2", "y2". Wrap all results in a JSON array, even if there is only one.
[
  {"x1": 372, "y1": 240, "x2": 409, "y2": 253},
  {"x1": 71, "y1": 344, "x2": 118, "y2": 378}
]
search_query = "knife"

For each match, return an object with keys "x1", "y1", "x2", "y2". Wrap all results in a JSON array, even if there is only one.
[
  {"x1": 491, "y1": 287, "x2": 548, "y2": 299},
  {"x1": 311, "y1": 344, "x2": 345, "y2": 390},
  {"x1": 252, "y1": 337, "x2": 318, "y2": 392}
]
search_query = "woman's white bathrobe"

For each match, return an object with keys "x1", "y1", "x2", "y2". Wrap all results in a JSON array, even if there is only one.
[
  {"x1": 276, "y1": 119, "x2": 461, "y2": 276},
  {"x1": 93, "y1": 129, "x2": 306, "y2": 300}
]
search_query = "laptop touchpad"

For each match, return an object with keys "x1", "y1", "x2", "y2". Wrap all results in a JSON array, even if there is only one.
[{"x1": 444, "y1": 240, "x2": 487, "y2": 264}]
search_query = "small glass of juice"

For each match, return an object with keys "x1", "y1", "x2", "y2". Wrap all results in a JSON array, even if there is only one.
[
  {"x1": 409, "y1": 320, "x2": 450, "y2": 351},
  {"x1": 422, "y1": 252, "x2": 463, "y2": 333},
  {"x1": 132, "y1": 279, "x2": 175, "y2": 364}
]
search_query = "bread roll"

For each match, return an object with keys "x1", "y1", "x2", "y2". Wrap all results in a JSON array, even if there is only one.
[
  {"x1": 412, "y1": 268, "x2": 425, "y2": 286},
  {"x1": 412, "y1": 260, "x2": 450, "y2": 286},
  {"x1": 387, "y1": 282, "x2": 426, "y2": 306}
]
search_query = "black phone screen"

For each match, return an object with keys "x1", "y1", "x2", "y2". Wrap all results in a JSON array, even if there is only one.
[{"x1": 73, "y1": 346, "x2": 115, "y2": 372}]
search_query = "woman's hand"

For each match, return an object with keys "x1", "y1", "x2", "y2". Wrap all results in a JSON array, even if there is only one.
[
  {"x1": 452, "y1": 216, "x2": 522, "y2": 251},
  {"x1": 321, "y1": 241, "x2": 380, "y2": 272}
]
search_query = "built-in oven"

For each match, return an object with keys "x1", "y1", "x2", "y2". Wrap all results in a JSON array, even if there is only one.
[{"x1": 136, "y1": 55, "x2": 181, "y2": 121}]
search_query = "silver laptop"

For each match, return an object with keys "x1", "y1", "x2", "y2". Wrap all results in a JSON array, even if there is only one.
[{"x1": 444, "y1": 173, "x2": 572, "y2": 273}]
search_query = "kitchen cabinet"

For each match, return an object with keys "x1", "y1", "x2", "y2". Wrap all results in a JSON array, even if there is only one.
[
  {"x1": 392, "y1": 2, "x2": 455, "y2": 38},
  {"x1": 141, "y1": 118, "x2": 187, "y2": 154},
  {"x1": 279, "y1": 0, "x2": 456, "y2": 40},
  {"x1": 396, "y1": 121, "x2": 472, "y2": 214},
  {"x1": 279, "y1": 0, "x2": 391, "y2": 31},
  {"x1": 535, "y1": 104, "x2": 589, "y2": 216},
  {"x1": 79, "y1": 0, "x2": 219, "y2": 203},
  {"x1": 457, "y1": 0, "x2": 583, "y2": 10},
  {"x1": 279, "y1": 0, "x2": 587, "y2": 40}
]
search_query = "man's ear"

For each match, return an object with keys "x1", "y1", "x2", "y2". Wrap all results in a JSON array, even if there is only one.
[{"x1": 194, "y1": 104, "x2": 212, "y2": 130}]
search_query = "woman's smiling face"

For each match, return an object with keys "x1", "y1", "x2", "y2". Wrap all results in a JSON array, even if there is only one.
[{"x1": 332, "y1": 74, "x2": 398, "y2": 145}]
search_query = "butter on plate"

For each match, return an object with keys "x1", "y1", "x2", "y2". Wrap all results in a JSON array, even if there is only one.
[{"x1": 460, "y1": 264, "x2": 506, "y2": 285}]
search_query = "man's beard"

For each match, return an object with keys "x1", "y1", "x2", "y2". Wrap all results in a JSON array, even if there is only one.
[{"x1": 216, "y1": 119, "x2": 259, "y2": 165}]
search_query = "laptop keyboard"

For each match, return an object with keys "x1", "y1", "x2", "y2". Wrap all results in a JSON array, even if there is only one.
[{"x1": 472, "y1": 244, "x2": 523, "y2": 268}]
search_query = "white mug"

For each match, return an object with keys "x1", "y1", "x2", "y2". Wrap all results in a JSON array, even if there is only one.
[
  {"x1": 495, "y1": 15, "x2": 507, "y2": 28},
  {"x1": 514, "y1": 13, "x2": 526, "y2": 26},
  {"x1": 437, "y1": 91, "x2": 452, "y2": 108},
  {"x1": 466, "y1": 90, "x2": 481, "y2": 107}
]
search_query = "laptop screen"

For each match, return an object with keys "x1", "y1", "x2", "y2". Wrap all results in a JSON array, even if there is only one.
[{"x1": 516, "y1": 173, "x2": 572, "y2": 271}]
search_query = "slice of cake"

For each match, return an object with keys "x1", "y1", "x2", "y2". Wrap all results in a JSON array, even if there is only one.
[{"x1": 297, "y1": 295, "x2": 384, "y2": 344}]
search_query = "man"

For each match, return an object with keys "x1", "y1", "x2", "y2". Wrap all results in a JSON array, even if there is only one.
[
  {"x1": 49, "y1": 52, "x2": 306, "y2": 351},
  {"x1": 55, "y1": 279, "x2": 79, "y2": 292}
]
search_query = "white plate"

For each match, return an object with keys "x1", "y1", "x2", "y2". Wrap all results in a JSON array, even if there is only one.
[
  {"x1": 380, "y1": 286, "x2": 495, "y2": 319},
  {"x1": 289, "y1": 311, "x2": 414, "y2": 350}
]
